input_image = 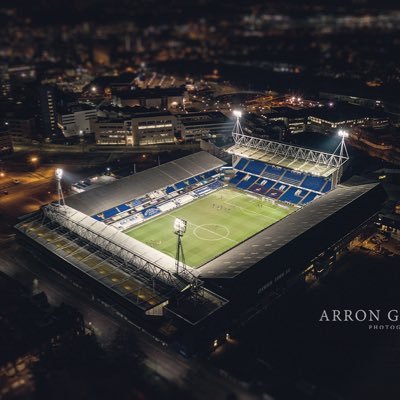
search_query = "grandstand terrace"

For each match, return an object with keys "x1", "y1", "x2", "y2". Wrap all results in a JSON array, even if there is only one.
[
  {"x1": 227, "y1": 132, "x2": 347, "y2": 208},
  {"x1": 66, "y1": 151, "x2": 225, "y2": 217},
  {"x1": 229, "y1": 133, "x2": 347, "y2": 178}
]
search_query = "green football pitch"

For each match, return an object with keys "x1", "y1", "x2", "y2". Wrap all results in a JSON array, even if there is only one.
[{"x1": 125, "y1": 187, "x2": 295, "y2": 268}]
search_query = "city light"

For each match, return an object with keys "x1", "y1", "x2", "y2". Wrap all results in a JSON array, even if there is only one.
[
  {"x1": 174, "y1": 218, "x2": 187, "y2": 235},
  {"x1": 233, "y1": 110, "x2": 242, "y2": 118},
  {"x1": 30, "y1": 156, "x2": 38, "y2": 163},
  {"x1": 55, "y1": 168, "x2": 63, "y2": 180}
]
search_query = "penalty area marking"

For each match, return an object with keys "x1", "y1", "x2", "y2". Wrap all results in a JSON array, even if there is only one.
[{"x1": 193, "y1": 224, "x2": 231, "y2": 241}]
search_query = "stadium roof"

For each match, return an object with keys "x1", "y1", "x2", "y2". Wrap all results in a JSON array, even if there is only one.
[
  {"x1": 66, "y1": 151, "x2": 225, "y2": 216},
  {"x1": 198, "y1": 177, "x2": 385, "y2": 279},
  {"x1": 228, "y1": 133, "x2": 347, "y2": 177}
]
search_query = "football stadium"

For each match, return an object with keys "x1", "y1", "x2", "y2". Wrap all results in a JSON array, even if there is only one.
[{"x1": 16, "y1": 119, "x2": 386, "y2": 328}]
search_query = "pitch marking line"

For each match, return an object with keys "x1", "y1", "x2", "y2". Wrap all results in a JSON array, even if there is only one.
[
  {"x1": 193, "y1": 224, "x2": 230, "y2": 241},
  {"x1": 223, "y1": 199, "x2": 281, "y2": 221},
  {"x1": 164, "y1": 213, "x2": 238, "y2": 244}
]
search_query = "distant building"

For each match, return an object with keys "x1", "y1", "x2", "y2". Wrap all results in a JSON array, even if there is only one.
[
  {"x1": 267, "y1": 107, "x2": 309, "y2": 134},
  {"x1": 0, "y1": 126, "x2": 13, "y2": 154},
  {"x1": 4, "y1": 117, "x2": 36, "y2": 143},
  {"x1": 60, "y1": 106, "x2": 97, "y2": 138},
  {"x1": 38, "y1": 85, "x2": 58, "y2": 138},
  {"x1": 308, "y1": 103, "x2": 387, "y2": 133},
  {"x1": 175, "y1": 111, "x2": 234, "y2": 141},
  {"x1": 94, "y1": 119, "x2": 132, "y2": 145},
  {"x1": 0, "y1": 65, "x2": 10, "y2": 99},
  {"x1": 113, "y1": 87, "x2": 186, "y2": 110},
  {"x1": 94, "y1": 111, "x2": 177, "y2": 146}
]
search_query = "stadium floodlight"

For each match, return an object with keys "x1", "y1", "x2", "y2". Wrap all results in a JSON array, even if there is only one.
[
  {"x1": 174, "y1": 218, "x2": 187, "y2": 236},
  {"x1": 174, "y1": 218, "x2": 187, "y2": 274},
  {"x1": 338, "y1": 129, "x2": 349, "y2": 138},
  {"x1": 55, "y1": 168, "x2": 65, "y2": 206},
  {"x1": 55, "y1": 168, "x2": 63, "y2": 180},
  {"x1": 233, "y1": 110, "x2": 242, "y2": 118}
]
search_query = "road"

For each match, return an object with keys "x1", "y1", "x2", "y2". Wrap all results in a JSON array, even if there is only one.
[{"x1": 0, "y1": 237, "x2": 258, "y2": 400}]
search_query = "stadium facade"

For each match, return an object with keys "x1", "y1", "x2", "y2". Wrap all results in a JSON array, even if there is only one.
[{"x1": 16, "y1": 134, "x2": 386, "y2": 338}]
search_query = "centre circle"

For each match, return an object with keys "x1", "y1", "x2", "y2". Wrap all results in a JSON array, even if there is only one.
[{"x1": 193, "y1": 224, "x2": 230, "y2": 241}]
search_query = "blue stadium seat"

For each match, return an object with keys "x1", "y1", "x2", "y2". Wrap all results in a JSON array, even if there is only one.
[
  {"x1": 244, "y1": 160, "x2": 267, "y2": 176},
  {"x1": 204, "y1": 170, "x2": 215, "y2": 179},
  {"x1": 102, "y1": 207, "x2": 119, "y2": 219},
  {"x1": 265, "y1": 187, "x2": 284, "y2": 199},
  {"x1": 116, "y1": 203, "x2": 130, "y2": 213},
  {"x1": 196, "y1": 174, "x2": 205, "y2": 181},
  {"x1": 262, "y1": 165, "x2": 284, "y2": 178},
  {"x1": 281, "y1": 169, "x2": 305, "y2": 185},
  {"x1": 249, "y1": 178, "x2": 275, "y2": 194},
  {"x1": 141, "y1": 206, "x2": 161, "y2": 219},
  {"x1": 175, "y1": 181, "x2": 187, "y2": 190},
  {"x1": 237, "y1": 175, "x2": 258, "y2": 190},
  {"x1": 230, "y1": 171, "x2": 245, "y2": 185},
  {"x1": 188, "y1": 177, "x2": 197, "y2": 185},
  {"x1": 279, "y1": 187, "x2": 308, "y2": 204},
  {"x1": 234, "y1": 158, "x2": 248, "y2": 171},
  {"x1": 301, "y1": 175, "x2": 325, "y2": 192},
  {"x1": 321, "y1": 180, "x2": 332, "y2": 193},
  {"x1": 301, "y1": 192, "x2": 319, "y2": 204},
  {"x1": 165, "y1": 186, "x2": 175, "y2": 194},
  {"x1": 208, "y1": 180, "x2": 223, "y2": 190}
]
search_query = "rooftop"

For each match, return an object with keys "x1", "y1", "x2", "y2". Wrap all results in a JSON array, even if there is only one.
[
  {"x1": 66, "y1": 151, "x2": 225, "y2": 216},
  {"x1": 116, "y1": 86, "x2": 186, "y2": 100}
]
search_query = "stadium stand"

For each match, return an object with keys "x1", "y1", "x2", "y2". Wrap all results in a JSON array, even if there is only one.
[
  {"x1": 66, "y1": 151, "x2": 225, "y2": 216},
  {"x1": 233, "y1": 158, "x2": 248, "y2": 171},
  {"x1": 244, "y1": 160, "x2": 267, "y2": 176},
  {"x1": 249, "y1": 178, "x2": 275, "y2": 194},
  {"x1": 92, "y1": 171, "x2": 226, "y2": 230},
  {"x1": 262, "y1": 164, "x2": 284, "y2": 180},
  {"x1": 175, "y1": 181, "x2": 187, "y2": 190},
  {"x1": 237, "y1": 175, "x2": 258, "y2": 190},
  {"x1": 301, "y1": 192, "x2": 319, "y2": 204},
  {"x1": 301, "y1": 175, "x2": 326, "y2": 192},
  {"x1": 279, "y1": 187, "x2": 308, "y2": 204},
  {"x1": 231, "y1": 155, "x2": 335, "y2": 206}
]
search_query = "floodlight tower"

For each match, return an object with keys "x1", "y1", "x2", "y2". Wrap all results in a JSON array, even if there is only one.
[
  {"x1": 55, "y1": 168, "x2": 65, "y2": 206},
  {"x1": 174, "y1": 218, "x2": 187, "y2": 274},
  {"x1": 232, "y1": 110, "x2": 244, "y2": 136},
  {"x1": 331, "y1": 130, "x2": 350, "y2": 187},
  {"x1": 337, "y1": 129, "x2": 349, "y2": 159}
]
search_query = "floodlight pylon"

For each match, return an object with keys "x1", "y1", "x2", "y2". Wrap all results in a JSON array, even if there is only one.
[
  {"x1": 55, "y1": 168, "x2": 65, "y2": 206},
  {"x1": 232, "y1": 110, "x2": 244, "y2": 136},
  {"x1": 174, "y1": 218, "x2": 187, "y2": 274}
]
